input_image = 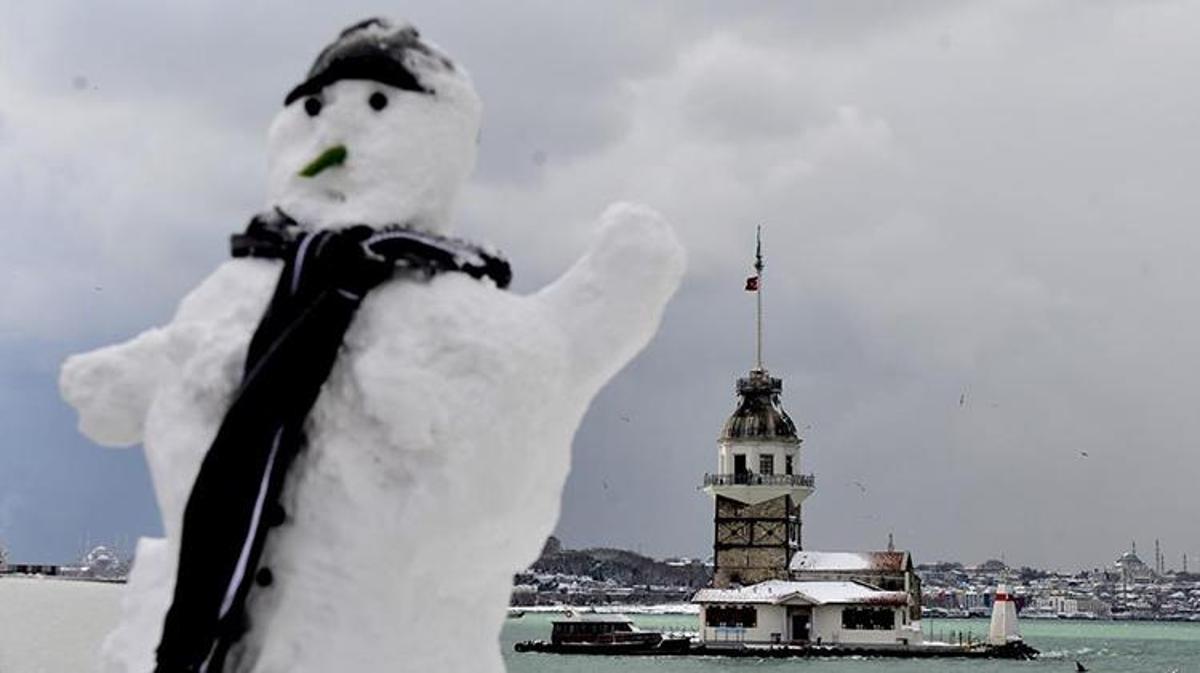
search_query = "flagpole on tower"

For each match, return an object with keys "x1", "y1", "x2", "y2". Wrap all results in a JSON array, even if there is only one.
[
  {"x1": 755, "y1": 225, "x2": 764, "y2": 371},
  {"x1": 743, "y1": 226, "x2": 766, "y2": 371}
]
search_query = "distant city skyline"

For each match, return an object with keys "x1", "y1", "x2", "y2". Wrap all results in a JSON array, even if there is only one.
[
  {"x1": 543, "y1": 531, "x2": 1189, "y2": 576},
  {"x1": 4, "y1": 2, "x2": 1200, "y2": 570}
]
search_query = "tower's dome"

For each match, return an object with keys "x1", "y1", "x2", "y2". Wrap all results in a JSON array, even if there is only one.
[{"x1": 720, "y1": 369, "x2": 801, "y2": 442}]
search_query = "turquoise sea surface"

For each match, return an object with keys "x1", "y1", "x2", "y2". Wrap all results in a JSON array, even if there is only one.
[{"x1": 502, "y1": 613, "x2": 1199, "y2": 673}]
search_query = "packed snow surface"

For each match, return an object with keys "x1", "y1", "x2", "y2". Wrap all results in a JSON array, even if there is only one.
[
  {"x1": 60, "y1": 18, "x2": 685, "y2": 673},
  {"x1": 0, "y1": 577, "x2": 123, "y2": 673},
  {"x1": 789, "y1": 550, "x2": 908, "y2": 572},
  {"x1": 692, "y1": 580, "x2": 909, "y2": 606}
]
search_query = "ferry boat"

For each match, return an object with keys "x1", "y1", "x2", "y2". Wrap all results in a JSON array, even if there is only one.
[{"x1": 513, "y1": 613, "x2": 690, "y2": 654}]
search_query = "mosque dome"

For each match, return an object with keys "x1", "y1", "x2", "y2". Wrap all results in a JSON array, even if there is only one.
[
  {"x1": 1115, "y1": 550, "x2": 1147, "y2": 568},
  {"x1": 720, "y1": 369, "x2": 801, "y2": 443}
]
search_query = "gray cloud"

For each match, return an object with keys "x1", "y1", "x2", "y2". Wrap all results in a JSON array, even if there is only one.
[{"x1": 2, "y1": 1, "x2": 1198, "y2": 571}]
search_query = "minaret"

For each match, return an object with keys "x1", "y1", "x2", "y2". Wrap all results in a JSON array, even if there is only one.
[{"x1": 702, "y1": 227, "x2": 815, "y2": 588}]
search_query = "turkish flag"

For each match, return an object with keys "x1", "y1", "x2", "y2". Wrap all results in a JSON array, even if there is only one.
[{"x1": 745, "y1": 276, "x2": 759, "y2": 292}]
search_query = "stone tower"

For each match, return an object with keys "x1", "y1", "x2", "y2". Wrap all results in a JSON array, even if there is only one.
[
  {"x1": 703, "y1": 369, "x2": 813, "y2": 587},
  {"x1": 701, "y1": 227, "x2": 814, "y2": 588}
]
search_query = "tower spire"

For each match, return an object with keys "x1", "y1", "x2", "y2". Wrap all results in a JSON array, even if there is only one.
[
  {"x1": 708, "y1": 225, "x2": 814, "y2": 589},
  {"x1": 754, "y1": 225, "x2": 764, "y2": 371}
]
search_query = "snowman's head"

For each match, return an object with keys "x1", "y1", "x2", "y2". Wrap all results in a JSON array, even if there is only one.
[{"x1": 266, "y1": 18, "x2": 481, "y2": 233}]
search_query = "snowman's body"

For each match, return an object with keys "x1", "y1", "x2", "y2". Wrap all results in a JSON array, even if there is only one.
[{"x1": 60, "y1": 19, "x2": 684, "y2": 673}]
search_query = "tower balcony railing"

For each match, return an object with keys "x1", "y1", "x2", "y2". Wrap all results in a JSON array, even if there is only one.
[{"x1": 703, "y1": 473, "x2": 815, "y2": 488}]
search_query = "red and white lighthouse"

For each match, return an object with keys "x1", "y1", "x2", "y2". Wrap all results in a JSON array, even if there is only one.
[{"x1": 988, "y1": 584, "x2": 1021, "y2": 645}]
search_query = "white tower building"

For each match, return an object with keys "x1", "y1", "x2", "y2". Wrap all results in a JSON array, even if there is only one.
[{"x1": 702, "y1": 229, "x2": 815, "y2": 588}]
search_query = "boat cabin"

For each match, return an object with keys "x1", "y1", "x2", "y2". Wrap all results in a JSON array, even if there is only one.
[{"x1": 550, "y1": 613, "x2": 660, "y2": 647}]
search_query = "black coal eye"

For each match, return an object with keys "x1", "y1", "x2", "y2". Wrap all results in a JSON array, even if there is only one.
[
  {"x1": 369, "y1": 92, "x2": 388, "y2": 111},
  {"x1": 304, "y1": 97, "x2": 322, "y2": 117}
]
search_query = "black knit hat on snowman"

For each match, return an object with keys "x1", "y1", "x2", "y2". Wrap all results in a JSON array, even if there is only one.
[{"x1": 284, "y1": 17, "x2": 455, "y2": 106}]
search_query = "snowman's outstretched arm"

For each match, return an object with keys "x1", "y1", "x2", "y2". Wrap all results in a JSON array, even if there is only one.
[
  {"x1": 60, "y1": 326, "x2": 175, "y2": 447},
  {"x1": 536, "y1": 202, "x2": 686, "y2": 396}
]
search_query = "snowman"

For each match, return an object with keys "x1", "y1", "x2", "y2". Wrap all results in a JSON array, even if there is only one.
[{"x1": 60, "y1": 18, "x2": 684, "y2": 673}]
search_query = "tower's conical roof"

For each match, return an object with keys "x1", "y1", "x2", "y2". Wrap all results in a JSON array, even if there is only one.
[{"x1": 720, "y1": 369, "x2": 801, "y2": 442}]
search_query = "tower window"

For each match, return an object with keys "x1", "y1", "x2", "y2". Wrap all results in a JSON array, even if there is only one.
[
  {"x1": 785, "y1": 455, "x2": 793, "y2": 475},
  {"x1": 733, "y1": 454, "x2": 747, "y2": 476},
  {"x1": 759, "y1": 454, "x2": 774, "y2": 476}
]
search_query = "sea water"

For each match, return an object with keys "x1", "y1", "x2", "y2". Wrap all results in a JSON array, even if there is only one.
[{"x1": 2, "y1": 578, "x2": 1197, "y2": 672}]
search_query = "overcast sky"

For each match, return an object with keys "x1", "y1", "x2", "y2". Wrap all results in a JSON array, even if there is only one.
[{"x1": 2, "y1": 1, "x2": 1199, "y2": 571}]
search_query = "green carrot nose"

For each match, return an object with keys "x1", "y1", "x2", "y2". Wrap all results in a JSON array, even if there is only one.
[{"x1": 299, "y1": 145, "x2": 348, "y2": 177}]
